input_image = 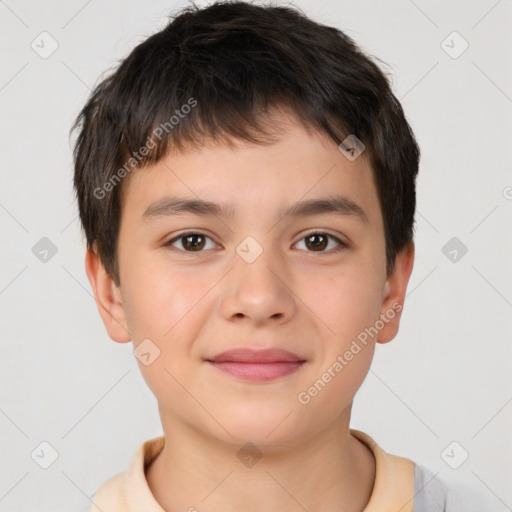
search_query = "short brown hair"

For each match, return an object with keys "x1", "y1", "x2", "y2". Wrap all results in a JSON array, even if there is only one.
[{"x1": 72, "y1": 0, "x2": 420, "y2": 286}]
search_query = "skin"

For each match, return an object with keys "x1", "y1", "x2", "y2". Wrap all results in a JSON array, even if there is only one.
[{"x1": 86, "y1": 108, "x2": 415, "y2": 512}]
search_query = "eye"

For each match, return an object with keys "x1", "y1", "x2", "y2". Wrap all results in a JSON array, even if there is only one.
[
  {"x1": 294, "y1": 231, "x2": 349, "y2": 253},
  {"x1": 165, "y1": 232, "x2": 218, "y2": 252},
  {"x1": 164, "y1": 230, "x2": 349, "y2": 254}
]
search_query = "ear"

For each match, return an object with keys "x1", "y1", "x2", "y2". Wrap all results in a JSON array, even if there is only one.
[
  {"x1": 84, "y1": 244, "x2": 131, "y2": 343},
  {"x1": 376, "y1": 241, "x2": 415, "y2": 344}
]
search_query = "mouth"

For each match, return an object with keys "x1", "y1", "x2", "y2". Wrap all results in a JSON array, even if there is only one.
[{"x1": 205, "y1": 348, "x2": 306, "y2": 382}]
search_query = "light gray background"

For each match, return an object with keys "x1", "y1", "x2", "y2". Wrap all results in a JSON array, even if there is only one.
[{"x1": 1, "y1": 0, "x2": 511, "y2": 511}]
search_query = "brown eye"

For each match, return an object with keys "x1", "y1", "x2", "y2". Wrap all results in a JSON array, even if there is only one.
[
  {"x1": 182, "y1": 234, "x2": 206, "y2": 251},
  {"x1": 295, "y1": 232, "x2": 348, "y2": 253},
  {"x1": 166, "y1": 232, "x2": 216, "y2": 252},
  {"x1": 305, "y1": 233, "x2": 328, "y2": 251}
]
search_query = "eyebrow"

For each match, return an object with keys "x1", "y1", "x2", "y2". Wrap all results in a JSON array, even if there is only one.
[{"x1": 142, "y1": 195, "x2": 369, "y2": 224}]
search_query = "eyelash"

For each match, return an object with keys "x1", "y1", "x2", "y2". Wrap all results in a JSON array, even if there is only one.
[{"x1": 164, "y1": 231, "x2": 350, "y2": 254}]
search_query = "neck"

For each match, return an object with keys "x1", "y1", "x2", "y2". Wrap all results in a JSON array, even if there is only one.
[{"x1": 146, "y1": 408, "x2": 376, "y2": 512}]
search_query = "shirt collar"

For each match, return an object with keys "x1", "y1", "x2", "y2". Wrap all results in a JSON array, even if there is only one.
[{"x1": 119, "y1": 429, "x2": 415, "y2": 512}]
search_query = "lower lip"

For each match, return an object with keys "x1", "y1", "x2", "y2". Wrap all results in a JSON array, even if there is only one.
[{"x1": 207, "y1": 361, "x2": 305, "y2": 381}]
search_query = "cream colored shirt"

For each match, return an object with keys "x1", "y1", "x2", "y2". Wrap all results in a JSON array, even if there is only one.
[{"x1": 89, "y1": 429, "x2": 422, "y2": 512}]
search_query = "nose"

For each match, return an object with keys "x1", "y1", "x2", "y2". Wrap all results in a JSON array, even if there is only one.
[{"x1": 219, "y1": 245, "x2": 297, "y2": 326}]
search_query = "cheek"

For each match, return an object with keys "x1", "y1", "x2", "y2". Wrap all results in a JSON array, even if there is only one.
[
  {"x1": 124, "y1": 262, "x2": 211, "y2": 405},
  {"x1": 295, "y1": 273, "x2": 379, "y2": 418},
  {"x1": 298, "y1": 342, "x2": 375, "y2": 426},
  {"x1": 123, "y1": 255, "x2": 209, "y2": 339},
  {"x1": 123, "y1": 259, "x2": 219, "y2": 397},
  {"x1": 300, "y1": 269, "x2": 382, "y2": 345}
]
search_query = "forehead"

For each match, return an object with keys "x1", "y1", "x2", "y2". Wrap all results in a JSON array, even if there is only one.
[{"x1": 119, "y1": 117, "x2": 382, "y2": 230}]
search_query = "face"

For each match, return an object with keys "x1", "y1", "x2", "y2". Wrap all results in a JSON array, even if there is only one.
[{"x1": 86, "y1": 111, "x2": 414, "y2": 450}]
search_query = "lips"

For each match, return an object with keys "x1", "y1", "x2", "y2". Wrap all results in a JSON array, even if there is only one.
[
  {"x1": 206, "y1": 348, "x2": 306, "y2": 382},
  {"x1": 206, "y1": 348, "x2": 305, "y2": 363}
]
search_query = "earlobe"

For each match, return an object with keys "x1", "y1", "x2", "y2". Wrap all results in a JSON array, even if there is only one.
[
  {"x1": 376, "y1": 242, "x2": 415, "y2": 344},
  {"x1": 84, "y1": 245, "x2": 131, "y2": 343}
]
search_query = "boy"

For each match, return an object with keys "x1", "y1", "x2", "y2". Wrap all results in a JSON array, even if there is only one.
[{"x1": 72, "y1": 2, "x2": 494, "y2": 510}]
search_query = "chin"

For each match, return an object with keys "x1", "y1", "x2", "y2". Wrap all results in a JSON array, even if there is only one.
[{"x1": 212, "y1": 407, "x2": 304, "y2": 450}]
